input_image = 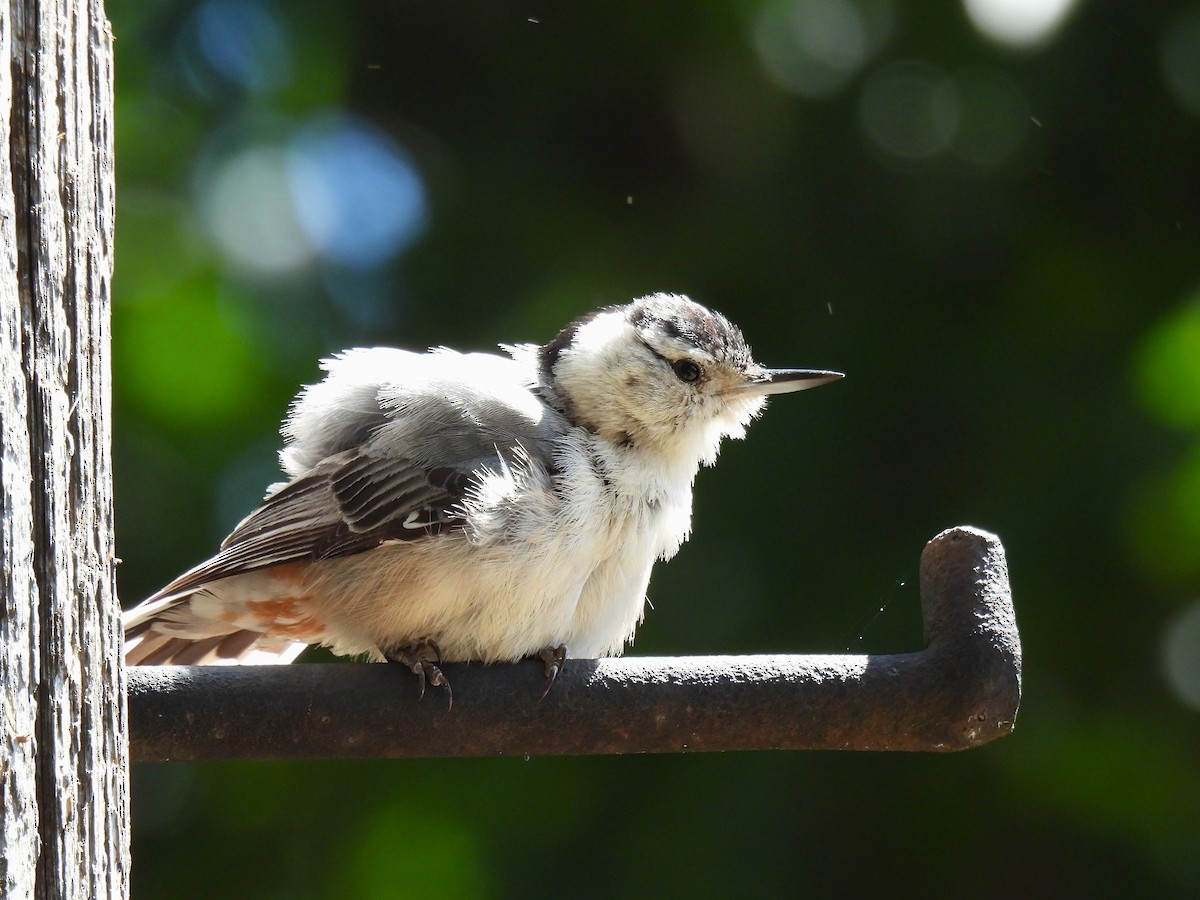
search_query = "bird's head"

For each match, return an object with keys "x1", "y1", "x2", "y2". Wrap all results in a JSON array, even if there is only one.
[{"x1": 539, "y1": 293, "x2": 842, "y2": 468}]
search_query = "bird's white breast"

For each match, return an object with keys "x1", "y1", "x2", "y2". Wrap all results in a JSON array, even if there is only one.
[{"x1": 303, "y1": 429, "x2": 694, "y2": 663}]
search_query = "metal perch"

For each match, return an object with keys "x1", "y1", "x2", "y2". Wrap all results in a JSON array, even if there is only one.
[{"x1": 126, "y1": 525, "x2": 1021, "y2": 761}]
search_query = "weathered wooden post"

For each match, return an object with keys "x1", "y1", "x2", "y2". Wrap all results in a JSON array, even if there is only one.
[{"x1": 1, "y1": 1, "x2": 127, "y2": 897}]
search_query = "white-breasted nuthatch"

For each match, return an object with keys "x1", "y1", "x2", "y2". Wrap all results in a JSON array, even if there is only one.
[{"x1": 123, "y1": 293, "x2": 841, "y2": 699}]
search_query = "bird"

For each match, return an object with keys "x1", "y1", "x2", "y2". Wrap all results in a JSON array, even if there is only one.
[{"x1": 122, "y1": 293, "x2": 842, "y2": 701}]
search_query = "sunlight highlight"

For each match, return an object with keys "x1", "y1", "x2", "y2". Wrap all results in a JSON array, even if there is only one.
[
  {"x1": 1163, "y1": 600, "x2": 1200, "y2": 711},
  {"x1": 961, "y1": 0, "x2": 1079, "y2": 49}
]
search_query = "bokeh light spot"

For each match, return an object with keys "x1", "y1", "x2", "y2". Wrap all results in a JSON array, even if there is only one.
[
  {"x1": 1163, "y1": 600, "x2": 1200, "y2": 710},
  {"x1": 197, "y1": 142, "x2": 314, "y2": 277},
  {"x1": 961, "y1": 0, "x2": 1080, "y2": 49},
  {"x1": 753, "y1": 0, "x2": 895, "y2": 99},
  {"x1": 116, "y1": 293, "x2": 264, "y2": 428},
  {"x1": 1160, "y1": 7, "x2": 1200, "y2": 117},
  {"x1": 184, "y1": 0, "x2": 292, "y2": 96},
  {"x1": 334, "y1": 805, "x2": 489, "y2": 898},
  {"x1": 1128, "y1": 447, "x2": 1200, "y2": 581},
  {"x1": 858, "y1": 61, "x2": 959, "y2": 160},
  {"x1": 948, "y1": 66, "x2": 1030, "y2": 167},
  {"x1": 194, "y1": 115, "x2": 427, "y2": 279},
  {"x1": 1134, "y1": 297, "x2": 1200, "y2": 430},
  {"x1": 286, "y1": 117, "x2": 428, "y2": 270}
]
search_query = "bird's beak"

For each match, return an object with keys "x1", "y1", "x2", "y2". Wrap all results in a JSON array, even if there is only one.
[{"x1": 737, "y1": 368, "x2": 844, "y2": 396}]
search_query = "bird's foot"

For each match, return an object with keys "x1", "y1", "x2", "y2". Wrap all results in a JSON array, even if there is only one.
[
  {"x1": 536, "y1": 644, "x2": 567, "y2": 700},
  {"x1": 384, "y1": 640, "x2": 453, "y2": 709}
]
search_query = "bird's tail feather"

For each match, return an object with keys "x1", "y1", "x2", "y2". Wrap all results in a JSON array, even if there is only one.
[{"x1": 123, "y1": 595, "x2": 307, "y2": 666}]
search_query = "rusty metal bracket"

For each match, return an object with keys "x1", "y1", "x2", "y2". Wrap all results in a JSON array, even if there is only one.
[{"x1": 126, "y1": 525, "x2": 1020, "y2": 761}]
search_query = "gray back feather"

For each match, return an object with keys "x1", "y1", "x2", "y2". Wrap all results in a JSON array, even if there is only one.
[
  {"x1": 282, "y1": 345, "x2": 565, "y2": 475},
  {"x1": 145, "y1": 344, "x2": 570, "y2": 601}
]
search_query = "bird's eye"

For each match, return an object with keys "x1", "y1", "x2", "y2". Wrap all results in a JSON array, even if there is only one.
[{"x1": 672, "y1": 359, "x2": 703, "y2": 383}]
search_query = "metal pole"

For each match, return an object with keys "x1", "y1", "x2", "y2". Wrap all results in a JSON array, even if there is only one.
[{"x1": 127, "y1": 525, "x2": 1021, "y2": 761}]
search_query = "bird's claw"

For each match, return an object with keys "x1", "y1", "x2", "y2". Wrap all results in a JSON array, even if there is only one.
[
  {"x1": 536, "y1": 644, "x2": 567, "y2": 700},
  {"x1": 385, "y1": 641, "x2": 453, "y2": 709}
]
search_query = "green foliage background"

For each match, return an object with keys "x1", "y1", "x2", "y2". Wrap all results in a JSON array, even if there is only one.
[{"x1": 113, "y1": 1, "x2": 1200, "y2": 896}]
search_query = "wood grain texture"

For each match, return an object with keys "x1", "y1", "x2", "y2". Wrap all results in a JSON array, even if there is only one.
[{"x1": 1, "y1": 1, "x2": 126, "y2": 896}]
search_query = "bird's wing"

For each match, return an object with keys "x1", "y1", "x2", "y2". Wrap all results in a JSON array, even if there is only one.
[
  {"x1": 144, "y1": 448, "x2": 486, "y2": 602},
  {"x1": 145, "y1": 352, "x2": 566, "y2": 607},
  {"x1": 144, "y1": 347, "x2": 566, "y2": 603}
]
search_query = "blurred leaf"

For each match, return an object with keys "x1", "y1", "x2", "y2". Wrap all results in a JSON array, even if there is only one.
[
  {"x1": 1135, "y1": 294, "x2": 1200, "y2": 430},
  {"x1": 330, "y1": 805, "x2": 492, "y2": 900},
  {"x1": 115, "y1": 287, "x2": 267, "y2": 429},
  {"x1": 1128, "y1": 445, "x2": 1200, "y2": 581}
]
